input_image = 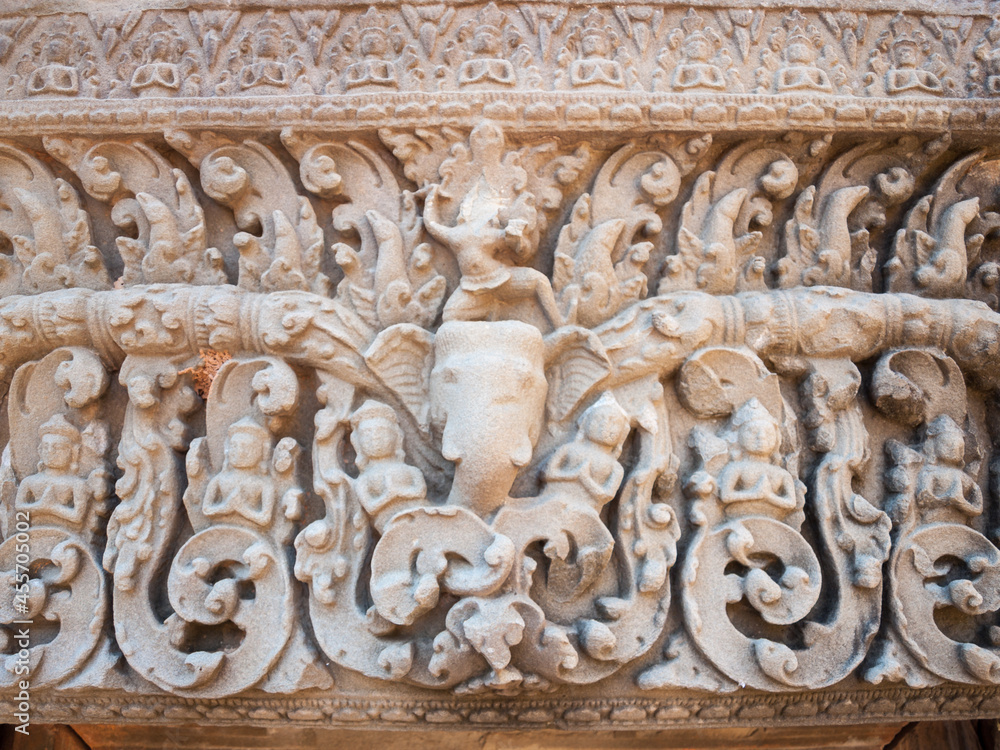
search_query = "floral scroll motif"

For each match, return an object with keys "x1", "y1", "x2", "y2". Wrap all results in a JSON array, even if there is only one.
[{"x1": 0, "y1": 104, "x2": 998, "y2": 729}]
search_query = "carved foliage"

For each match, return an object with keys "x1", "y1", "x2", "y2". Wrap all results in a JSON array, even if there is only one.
[
  {"x1": 867, "y1": 348, "x2": 1000, "y2": 687},
  {"x1": 0, "y1": 348, "x2": 113, "y2": 688},
  {"x1": 165, "y1": 130, "x2": 330, "y2": 295},
  {"x1": 0, "y1": 142, "x2": 109, "y2": 295},
  {"x1": 642, "y1": 348, "x2": 888, "y2": 691},
  {"x1": 45, "y1": 137, "x2": 226, "y2": 286}
]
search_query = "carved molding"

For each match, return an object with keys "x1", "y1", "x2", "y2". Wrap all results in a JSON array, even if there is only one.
[
  {"x1": 2, "y1": 4, "x2": 1000, "y2": 136},
  {"x1": 2, "y1": 0, "x2": 1000, "y2": 733}
]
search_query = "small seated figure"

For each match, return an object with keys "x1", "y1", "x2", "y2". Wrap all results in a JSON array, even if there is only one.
[
  {"x1": 203, "y1": 418, "x2": 277, "y2": 527},
  {"x1": 130, "y1": 24, "x2": 184, "y2": 97},
  {"x1": 718, "y1": 399, "x2": 798, "y2": 514},
  {"x1": 916, "y1": 415, "x2": 982, "y2": 518},
  {"x1": 350, "y1": 400, "x2": 427, "y2": 534},
  {"x1": 458, "y1": 24, "x2": 516, "y2": 86},
  {"x1": 16, "y1": 414, "x2": 92, "y2": 527},
  {"x1": 775, "y1": 40, "x2": 832, "y2": 93},
  {"x1": 344, "y1": 27, "x2": 398, "y2": 89},
  {"x1": 672, "y1": 33, "x2": 726, "y2": 92},
  {"x1": 238, "y1": 20, "x2": 291, "y2": 91},
  {"x1": 885, "y1": 40, "x2": 943, "y2": 96},
  {"x1": 542, "y1": 393, "x2": 630, "y2": 513},
  {"x1": 27, "y1": 34, "x2": 80, "y2": 97},
  {"x1": 569, "y1": 29, "x2": 625, "y2": 88}
]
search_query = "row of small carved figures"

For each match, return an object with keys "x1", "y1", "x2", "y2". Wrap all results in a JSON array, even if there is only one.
[{"x1": 2, "y1": 8, "x2": 1000, "y2": 99}]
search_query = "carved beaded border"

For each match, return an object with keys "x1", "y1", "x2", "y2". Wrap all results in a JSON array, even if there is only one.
[{"x1": 12, "y1": 686, "x2": 1000, "y2": 729}]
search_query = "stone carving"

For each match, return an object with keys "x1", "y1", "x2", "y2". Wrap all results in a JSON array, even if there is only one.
[
  {"x1": 0, "y1": 348, "x2": 114, "y2": 688},
  {"x1": 654, "y1": 11, "x2": 739, "y2": 94},
  {"x1": 659, "y1": 137, "x2": 818, "y2": 296},
  {"x1": 10, "y1": 19, "x2": 97, "y2": 99},
  {"x1": 165, "y1": 129, "x2": 329, "y2": 295},
  {"x1": 44, "y1": 137, "x2": 226, "y2": 286},
  {"x1": 113, "y1": 16, "x2": 200, "y2": 98},
  {"x1": 330, "y1": 9, "x2": 417, "y2": 93},
  {"x1": 886, "y1": 151, "x2": 1000, "y2": 307},
  {"x1": 867, "y1": 14, "x2": 953, "y2": 97},
  {"x1": 972, "y1": 19, "x2": 1000, "y2": 96},
  {"x1": 442, "y1": 3, "x2": 539, "y2": 90},
  {"x1": 820, "y1": 12, "x2": 868, "y2": 68},
  {"x1": 3, "y1": 0, "x2": 1000, "y2": 731},
  {"x1": 867, "y1": 348, "x2": 1000, "y2": 687},
  {"x1": 555, "y1": 9, "x2": 636, "y2": 91},
  {"x1": 553, "y1": 136, "x2": 705, "y2": 327},
  {"x1": 640, "y1": 349, "x2": 888, "y2": 691},
  {"x1": 0, "y1": 142, "x2": 110, "y2": 295},
  {"x1": 756, "y1": 11, "x2": 848, "y2": 95},
  {"x1": 219, "y1": 11, "x2": 311, "y2": 95},
  {"x1": 281, "y1": 129, "x2": 446, "y2": 336}
]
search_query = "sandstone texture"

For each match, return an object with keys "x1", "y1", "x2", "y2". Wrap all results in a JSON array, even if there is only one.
[{"x1": 0, "y1": 0, "x2": 999, "y2": 735}]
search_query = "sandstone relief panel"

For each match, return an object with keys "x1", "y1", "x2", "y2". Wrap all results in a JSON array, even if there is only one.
[{"x1": 1, "y1": 0, "x2": 1000, "y2": 732}]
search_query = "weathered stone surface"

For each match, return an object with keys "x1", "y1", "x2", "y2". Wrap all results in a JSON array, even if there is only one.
[{"x1": 0, "y1": 0, "x2": 1000, "y2": 736}]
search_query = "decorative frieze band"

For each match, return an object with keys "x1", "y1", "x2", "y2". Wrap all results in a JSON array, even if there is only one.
[{"x1": 3, "y1": 4, "x2": 1000, "y2": 134}]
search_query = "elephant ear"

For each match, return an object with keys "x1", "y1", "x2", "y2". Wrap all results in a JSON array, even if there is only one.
[
  {"x1": 543, "y1": 327, "x2": 612, "y2": 425},
  {"x1": 364, "y1": 324, "x2": 435, "y2": 433}
]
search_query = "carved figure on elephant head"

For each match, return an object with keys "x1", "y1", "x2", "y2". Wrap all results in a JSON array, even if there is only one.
[{"x1": 423, "y1": 123, "x2": 566, "y2": 330}]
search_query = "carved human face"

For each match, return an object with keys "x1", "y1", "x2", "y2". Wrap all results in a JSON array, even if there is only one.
[
  {"x1": 930, "y1": 422, "x2": 965, "y2": 465},
  {"x1": 583, "y1": 406, "x2": 629, "y2": 449},
  {"x1": 581, "y1": 32, "x2": 608, "y2": 58},
  {"x1": 684, "y1": 37, "x2": 711, "y2": 62},
  {"x1": 738, "y1": 418, "x2": 779, "y2": 457},
  {"x1": 149, "y1": 34, "x2": 172, "y2": 62},
  {"x1": 786, "y1": 42, "x2": 815, "y2": 65},
  {"x1": 255, "y1": 30, "x2": 282, "y2": 60},
  {"x1": 228, "y1": 431, "x2": 264, "y2": 470},
  {"x1": 893, "y1": 43, "x2": 918, "y2": 68},
  {"x1": 39, "y1": 434, "x2": 73, "y2": 472},
  {"x1": 473, "y1": 29, "x2": 501, "y2": 56},
  {"x1": 360, "y1": 30, "x2": 389, "y2": 58},
  {"x1": 43, "y1": 35, "x2": 72, "y2": 66},
  {"x1": 354, "y1": 419, "x2": 397, "y2": 461}
]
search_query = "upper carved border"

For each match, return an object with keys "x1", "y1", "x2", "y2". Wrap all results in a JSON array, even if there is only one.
[{"x1": 2, "y1": 5, "x2": 1000, "y2": 134}]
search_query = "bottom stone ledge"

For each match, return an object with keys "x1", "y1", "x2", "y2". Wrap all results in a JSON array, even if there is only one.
[{"x1": 30, "y1": 723, "x2": 911, "y2": 750}]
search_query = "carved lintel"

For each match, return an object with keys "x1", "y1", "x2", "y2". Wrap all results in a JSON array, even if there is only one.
[{"x1": 2, "y1": 13, "x2": 1000, "y2": 726}]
